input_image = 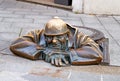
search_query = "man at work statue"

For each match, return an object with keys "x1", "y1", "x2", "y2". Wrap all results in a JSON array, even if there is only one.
[{"x1": 10, "y1": 17, "x2": 103, "y2": 67}]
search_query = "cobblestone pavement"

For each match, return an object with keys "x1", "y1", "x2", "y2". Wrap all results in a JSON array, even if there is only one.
[{"x1": 0, "y1": 0, "x2": 120, "y2": 81}]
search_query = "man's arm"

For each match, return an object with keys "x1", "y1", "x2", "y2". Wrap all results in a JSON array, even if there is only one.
[
  {"x1": 10, "y1": 29, "x2": 45, "y2": 60},
  {"x1": 70, "y1": 32, "x2": 103, "y2": 65}
]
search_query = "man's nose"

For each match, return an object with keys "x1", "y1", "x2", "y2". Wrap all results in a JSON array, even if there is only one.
[{"x1": 52, "y1": 37, "x2": 57, "y2": 43}]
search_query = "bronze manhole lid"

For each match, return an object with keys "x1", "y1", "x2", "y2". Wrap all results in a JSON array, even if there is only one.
[
  {"x1": 74, "y1": 26, "x2": 109, "y2": 65},
  {"x1": 75, "y1": 26, "x2": 105, "y2": 41}
]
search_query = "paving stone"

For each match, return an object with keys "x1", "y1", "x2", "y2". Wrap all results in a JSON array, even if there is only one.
[
  {"x1": 0, "y1": 32, "x2": 19, "y2": 42},
  {"x1": 40, "y1": 12, "x2": 68, "y2": 17},
  {"x1": 0, "y1": 17, "x2": 3, "y2": 21},
  {"x1": 118, "y1": 20, "x2": 120, "y2": 23},
  {"x1": 6, "y1": 8, "x2": 32, "y2": 11},
  {"x1": 97, "y1": 16, "x2": 118, "y2": 24},
  {"x1": 116, "y1": 39, "x2": 120, "y2": 46},
  {"x1": 24, "y1": 15, "x2": 52, "y2": 19},
  {"x1": 0, "y1": 13, "x2": 23, "y2": 18},
  {"x1": 0, "y1": 26, "x2": 21, "y2": 33},
  {"x1": 97, "y1": 16, "x2": 120, "y2": 45},
  {"x1": 34, "y1": 18, "x2": 51, "y2": 24},
  {"x1": 81, "y1": 16, "x2": 100, "y2": 24},
  {"x1": 65, "y1": 20, "x2": 83, "y2": 26},
  {"x1": 14, "y1": 11, "x2": 39, "y2": 15},
  {"x1": 14, "y1": 2, "x2": 25, "y2": 8},
  {"x1": 23, "y1": 74, "x2": 66, "y2": 81},
  {"x1": 0, "y1": 8, "x2": 4, "y2": 10},
  {"x1": 0, "y1": 47, "x2": 13, "y2": 55},
  {"x1": 82, "y1": 23, "x2": 103, "y2": 29},
  {"x1": 0, "y1": 54, "x2": 120, "y2": 81},
  {"x1": 3, "y1": 18, "x2": 33, "y2": 23},
  {"x1": 0, "y1": 10, "x2": 13, "y2": 14},
  {"x1": 81, "y1": 14, "x2": 97, "y2": 18},
  {"x1": 80, "y1": 16, "x2": 102, "y2": 28},
  {"x1": 0, "y1": 40, "x2": 11, "y2": 50},
  {"x1": 102, "y1": 74, "x2": 120, "y2": 81},
  {"x1": 47, "y1": 6, "x2": 59, "y2": 11},
  {"x1": 60, "y1": 16, "x2": 81, "y2": 21},
  {"x1": 113, "y1": 16, "x2": 120, "y2": 21},
  {"x1": 32, "y1": 9, "x2": 57, "y2": 13},
  {"x1": 21, "y1": 2, "x2": 36, "y2": 9},
  {"x1": 12, "y1": 22, "x2": 43, "y2": 28},
  {"x1": 67, "y1": 13, "x2": 84, "y2": 17},
  {"x1": 33, "y1": 4, "x2": 48, "y2": 10},
  {"x1": 0, "y1": 71, "x2": 29, "y2": 81},
  {"x1": 0, "y1": 0, "x2": 16, "y2": 8},
  {"x1": 56, "y1": 9, "x2": 72, "y2": 14},
  {"x1": 0, "y1": 55, "x2": 51, "y2": 72},
  {"x1": 0, "y1": 54, "x2": 120, "y2": 75},
  {"x1": 0, "y1": 0, "x2": 3, "y2": 3},
  {"x1": 0, "y1": 22, "x2": 12, "y2": 29}
]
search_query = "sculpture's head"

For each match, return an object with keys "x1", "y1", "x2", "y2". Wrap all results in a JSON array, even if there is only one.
[{"x1": 44, "y1": 17, "x2": 69, "y2": 50}]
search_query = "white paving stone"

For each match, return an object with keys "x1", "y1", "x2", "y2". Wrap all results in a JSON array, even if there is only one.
[
  {"x1": 65, "y1": 20, "x2": 83, "y2": 26},
  {"x1": 0, "y1": 22, "x2": 12, "y2": 29},
  {"x1": 3, "y1": 18, "x2": 33, "y2": 23},
  {"x1": 0, "y1": 17, "x2": 3, "y2": 21},
  {"x1": 0, "y1": 13, "x2": 23, "y2": 18},
  {"x1": 34, "y1": 18, "x2": 51, "y2": 24},
  {"x1": 12, "y1": 23, "x2": 43, "y2": 28},
  {"x1": 24, "y1": 15, "x2": 52, "y2": 19},
  {"x1": 0, "y1": 10, "x2": 13, "y2": 14},
  {"x1": 113, "y1": 16, "x2": 120, "y2": 21},
  {"x1": 6, "y1": 8, "x2": 32, "y2": 11},
  {"x1": 33, "y1": 4, "x2": 48, "y2": 10},
  {"x1": 14, "y1": 11, "x2": 40, "y2": 15},
  {"x1": 40, "y1": 12, "x2": 68, "y2": 17},
  {"x1": 97, "y1": 16, "x2": 120, "y2": 45}
]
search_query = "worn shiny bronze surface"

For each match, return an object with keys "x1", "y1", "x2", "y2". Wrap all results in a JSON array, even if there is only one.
[
  {"x1": 44, "y1": 17, "x2": 69, "y2": 36},
  {"x1": 10, "y1": 17, "x2": 108, "y2": 67}
]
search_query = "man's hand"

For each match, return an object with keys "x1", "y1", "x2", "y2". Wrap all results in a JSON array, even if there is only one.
[
  {"x1": 43, "y1": 48, "x2": 70, "y2": 67},
  {"x1": 49, "y1": 53, "x2": 70, "y2": 67}
]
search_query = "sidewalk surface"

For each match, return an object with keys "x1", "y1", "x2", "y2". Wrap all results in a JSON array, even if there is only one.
[{"x1": 0, "y1": 0, "x2": 120, "y2": 81}]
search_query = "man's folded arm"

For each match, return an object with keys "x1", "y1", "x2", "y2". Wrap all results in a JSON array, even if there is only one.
[
  {"x1": 10, "y1": 29, "x2": 44, "y2": 60},
  {"x1": 70, "y1": 32, "x2": 103, "y2": 65}
]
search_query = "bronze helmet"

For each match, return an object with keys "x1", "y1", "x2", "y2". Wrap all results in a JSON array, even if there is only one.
[{"x1": 44, "y1": 17, "x2": 69, "y2": 36}]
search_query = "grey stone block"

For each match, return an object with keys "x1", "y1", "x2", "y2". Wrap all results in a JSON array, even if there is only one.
[
  {"x1": 0, "y1": 40, "x2": 11, "y2": 50},
  {"x1": 65, "y1": 20, "x2": 83, "y2": 26},
  {"x1": 24, "y1": 15, "x2": 52, "y2": 19},
  {"x1": 3, "y1": 18, "x2": 33, "y2": 23},
  {"x1": 0, "y1": 13, "x2": 23, "y2": 18},
  {"x1": 0, "y1": 25, "x2": 21, "y2": 33},
  {"x1": 0, "y1": 32, "x2": 19, "y2": 41},
  {"x1": 113, "y1": 16, "x2": 120, "y2": 21},
  {"x1": 6, "y1": 8, "x2": 31, "y2": 11},
  {"x1": 14, "y1": 11, "x2": 39, "y2": 15},
  {"x1": 0, "y1": 10, "x2": 13, "y2": 14}
]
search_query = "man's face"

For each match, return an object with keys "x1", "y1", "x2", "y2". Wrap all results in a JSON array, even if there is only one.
[{"x1": 45, "y1": 34, "x2": 68, "y2": 51}]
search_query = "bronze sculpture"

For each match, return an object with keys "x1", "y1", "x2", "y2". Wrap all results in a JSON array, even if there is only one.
[{"x1": 10, "y1": 17, "x2": 103, "y2": 67}]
